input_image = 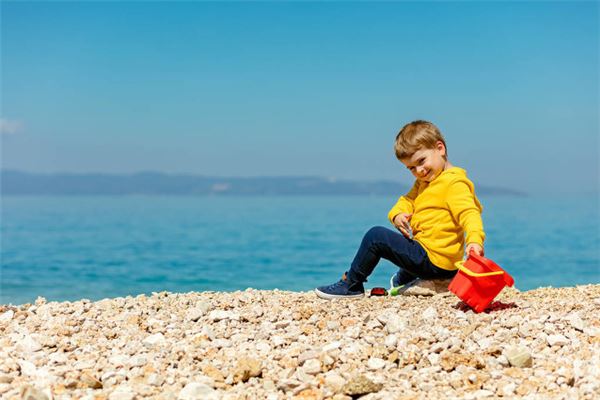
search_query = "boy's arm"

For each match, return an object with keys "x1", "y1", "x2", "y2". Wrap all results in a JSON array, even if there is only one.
[
  {"x1": 446, "y1": 180, "x2": 485, "y2": 246},
  {"x1": 388, "y1": 181, "x2": 419, "y2": 224}
]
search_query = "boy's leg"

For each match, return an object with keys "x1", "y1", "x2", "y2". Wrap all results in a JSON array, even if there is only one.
[
  {"x1": 315, "y1": 225, "x2": 451, "y2": 299},
  {"x1": 346, "y1": 226, "x2": 432, "y2": 285}
]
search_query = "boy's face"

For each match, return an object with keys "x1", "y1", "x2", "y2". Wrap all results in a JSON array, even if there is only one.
[{"x1": 401, "y1": 141, "x2": 447, "y2": 183}]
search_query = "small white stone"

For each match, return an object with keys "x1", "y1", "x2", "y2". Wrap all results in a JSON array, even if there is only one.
[
  {"x1": 566, "y1": 313, "x2": 585, "y2": 331},
  {"x1": 422, "y1": 307, "x2": 438, "y2": 321},
  {"x1": 324, "y1": 372, "x2": 346, "y2": 392},
  {"x1": 208, "y1": 310, "x2": 239, "y2": 322},
  {"x1": 0, "y1": 310, "x2": 14, "y2": 324},
  {"x1": 109, "y1": 354, "x2": 129, "y2": 366},
  {"x1": 271, "y1": 335, "x2": 286, "y2": 347},
  {"x1": 427, "y1": 353, "x2": 440, "y2": 366},
  {"x1": 109, "y1": 386, "x2": 135, "y2": 400},
  {"x1": 478, "y1": 337, "x2": 493, "y2": 349},
  {"x1": 211, "y1": 339, "x2": 231, "y2": 348},
  {"x1": 322, "y1": 354, "x2": 335, "y2": 366},
  {"x1": 142, "y1": 333, "x2": 166, "y2": 347},
  {"x1": 345, "y1": 326, "x2": 361, "y2": 339},
  {"x1": 376, "y1": 311, "x2": 394, "y2": 325},
  {"x1": 583, "y1": 326, "x2": 600, "y2": 337},
  {"x1": 147, "y1": 373, "x2": 164, "y2": 387},
  {"x1": 501, "y1": 382, "x2": 516, "y2": 396},
  {"x1": 48, "y1": 352, "x2": 68, "y2": 365},
  {"x1": 274, "y1": 320, "x2": 290, "y2": 329},
  {"x1": 17, "y1": 360, "x2": 37, "y2": 376},
  {"x1": 129, "y1": 355, "x2": 147, "y2": 367},
  {"x1": 367, "y1": 357, "x2": 386, "y2": 370},
  {"x1": 386, "y1": 316, "x2": 407, "y2": 334},
  {"x1": 302, "y1": 359, "x2": 321, "y2": 375},
  {"x1": 19, "y1": 335, "x2": 42, "y2": 353},
  {"x1": 472, "y1": 389, "x2": 494, "y2": 398},
  {"x1": 547, "y1": 334, "x2": 569, "y2": 347},
  {"x1": 384, "y1": 334, "x2": 398, "y2": 348},
  {"x1": 178, "y1": 382, "x2": 219, "y2": 400},
  {"x1": 325, "y1": 320, "x2": 339, "y2": 330},
  {"x1": 298, "y1": 350, "x2": 319, "y2": 364},
  {"x1": 185, "y1": 308, "x2": 205, "y2": 322},
  {"x1": 73, "y1": 360, "x2": 95, "y2": 370},
  {"x1": 505, "y1": 346, "x2": 532, "y2": 368},
  {"x1": 322, "y1": 341, "x2": 342, "y2": 352},
  {"x1": 255, "y1": 341, "x2": 271, "y2": 354}
]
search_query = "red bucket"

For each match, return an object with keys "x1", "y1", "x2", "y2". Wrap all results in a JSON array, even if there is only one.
[{"x1": 448, "y1": 253, "x2": 514, "y2": 313}]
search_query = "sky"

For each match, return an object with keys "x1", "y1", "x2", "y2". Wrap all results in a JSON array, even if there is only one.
[{"x1": 1, "y1": 1, "x2": 598, "y2": 195}]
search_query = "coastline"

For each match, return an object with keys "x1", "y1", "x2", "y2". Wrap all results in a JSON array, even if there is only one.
[{"x1": 1, "y1": 285, "x2": 599, "y2": 399}]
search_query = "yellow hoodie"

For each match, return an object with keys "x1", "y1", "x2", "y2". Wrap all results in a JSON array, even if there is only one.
[{"x1": 387, "y1": 167, "x2": 485, "y2": 271}]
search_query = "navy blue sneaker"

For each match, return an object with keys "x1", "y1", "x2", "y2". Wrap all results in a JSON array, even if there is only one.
[{"x1": 315, "y1": 273, "x2": 365, "y2": 300}]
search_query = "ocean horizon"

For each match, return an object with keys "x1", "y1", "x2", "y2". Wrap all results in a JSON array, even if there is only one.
[{"x1": 1, "y1": 194, "x2": 599, "y2": 305}]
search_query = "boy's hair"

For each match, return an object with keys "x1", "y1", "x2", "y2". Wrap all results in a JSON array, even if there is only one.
[{"x1": 394, "y1": 120, "x2": 447, "y2": 160}]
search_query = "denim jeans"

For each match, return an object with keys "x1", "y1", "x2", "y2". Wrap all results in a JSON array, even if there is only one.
[{"x1": 346, "y1": 226, "x2": 457, "y2": 285}]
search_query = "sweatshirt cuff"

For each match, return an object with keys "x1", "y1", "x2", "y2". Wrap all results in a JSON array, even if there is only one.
[{"x1": 466, "y1": 231, "x2": 485, "y2": 246}]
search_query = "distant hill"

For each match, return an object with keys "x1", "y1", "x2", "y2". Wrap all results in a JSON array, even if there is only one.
[{"x1": 0, "y1": 170, "x2": 525, "y2": 196}]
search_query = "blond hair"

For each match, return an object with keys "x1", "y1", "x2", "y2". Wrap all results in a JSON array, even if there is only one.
[{"x1": 394, "y1": 120, "x2": 447, "y2": 160}]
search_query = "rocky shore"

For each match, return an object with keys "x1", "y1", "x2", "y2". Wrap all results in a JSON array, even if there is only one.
[{"x1": 1, "y1": 285, "x2": 599, "y2": 399}]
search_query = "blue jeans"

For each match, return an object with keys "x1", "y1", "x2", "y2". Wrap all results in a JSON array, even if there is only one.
[{"x1": 346, "y1": 226, "x2": 457, "y2": 285}]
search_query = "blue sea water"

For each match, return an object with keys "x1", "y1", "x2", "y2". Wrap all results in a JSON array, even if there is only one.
[{"x1": 1, "y1": 195, "x2": 599, "y2": 305}]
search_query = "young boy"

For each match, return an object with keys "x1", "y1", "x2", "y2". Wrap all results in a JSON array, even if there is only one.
[{"x1": 315, "y1": 120, "x2": 485, "y2": 299}]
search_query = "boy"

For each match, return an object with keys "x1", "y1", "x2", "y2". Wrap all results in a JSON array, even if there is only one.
[{"x1": 315, "y1": 120, "x2": 485, "y2": 299}]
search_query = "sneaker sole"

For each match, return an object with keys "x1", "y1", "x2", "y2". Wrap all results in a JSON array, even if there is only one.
[{"x1": 314, "y1": 288, "x2": 365, "y2": 300}]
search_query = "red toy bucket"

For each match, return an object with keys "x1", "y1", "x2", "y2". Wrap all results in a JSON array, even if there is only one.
[{"x1": 448, "y1": 253, "x2": 514, "y2": 313}]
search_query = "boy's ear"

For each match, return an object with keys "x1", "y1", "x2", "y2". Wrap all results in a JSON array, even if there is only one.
[{"x1": 436, "y1": 140, "x2": 446, "y2": 155}]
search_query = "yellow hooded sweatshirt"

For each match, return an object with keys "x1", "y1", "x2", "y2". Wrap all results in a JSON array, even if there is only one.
[{"x1": 387, "y1": 167, "x2": 485, "y2": 271}]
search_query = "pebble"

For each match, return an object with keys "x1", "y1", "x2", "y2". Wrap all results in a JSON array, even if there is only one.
[
  {"x1": 17, "y1": 360, "x2": 37, "y2": 376},
  {"x1": 324, "y1": 372, "x2": 346, "y2": 392},
  {"x1": 109, "y1": 386, "x2": 136, "y2": 400},
  {"x1": 302, "y1": 359, "x2": 321, "y2": 375},
  {"x1": 344, "y1": 326, "x2": 361, "y2": 339},
  {"x1": 547, "y1": 334, "x2": 570, "y2": 347},
  {"x1": 422, "y1": 306, "x2": 438, "y2": 321},
  {"x1": 298, "y1": 350, "x2": 319, "y2": 364},
  {"x1": 0, "y1": 285, "x2": 598, "y2": 399},
  {"x1": 208, "y1": 310, "x2": 240, "y2": 322},
  {"x1": 322, "y1": 341, "x2": 342, "y2": 352},
  {"x1": 384, "y1": 334, "x2": 397, "y2": 348},
  {"x1": 566, "y1": 313, "x2": 585, "y2": 331},
  {"x1": 178, "y1": 382, "x2": 219, "y2": 400},
  {"x1": 505, "y1": 346, "x2": 533, "y2": 368},
  {"x1": 19, "y1": 335, "x2": 42, "y2": 353},
  {"x1": 143, "y1": 333, "x2": 166, "y2": 347},
  {"x1": 0, "y1": 310, "x2": 14, "y2": 324},
  {"x1": 385, "y1": 316, "x2": 406, "y2": 333},
  {"x1": 342, "y1": 375, "x2": 383, "y2": 396},
  {"x1": 367, "y1": 357, "x2": 386, "y2": 370}
]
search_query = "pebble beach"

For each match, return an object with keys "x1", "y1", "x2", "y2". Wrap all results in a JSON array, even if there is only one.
[{"x1": 1, "y1": 284, "x2": 599, "y2": 400}]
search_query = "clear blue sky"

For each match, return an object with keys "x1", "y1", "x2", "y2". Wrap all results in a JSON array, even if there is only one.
[{"x1": 1, "y1": 1, "x2": 598, "y2": 195}]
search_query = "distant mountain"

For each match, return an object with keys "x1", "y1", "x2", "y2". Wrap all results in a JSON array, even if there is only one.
[{"x1": 0, "y1": 170, "x2": 525, "y2": 196}]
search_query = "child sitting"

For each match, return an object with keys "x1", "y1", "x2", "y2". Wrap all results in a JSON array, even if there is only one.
[{"x1": 315, "y1": 120, "x2": 485, "y2": 299}]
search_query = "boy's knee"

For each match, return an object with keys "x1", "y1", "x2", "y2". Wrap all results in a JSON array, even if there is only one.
[{"x1": 365, "y1": 226, "x2": 389, "y2": 241}]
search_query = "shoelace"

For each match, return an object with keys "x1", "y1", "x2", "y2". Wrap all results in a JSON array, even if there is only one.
[{"x1": 328, "y1": 280, "x2": 346, "y2": 289}]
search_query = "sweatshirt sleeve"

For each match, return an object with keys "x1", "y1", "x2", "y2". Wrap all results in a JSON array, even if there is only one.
[
  {"x1": 446, "y1": 180, "x2": 485, "y2": 245},
  {"x1": 388, "y1": 180, "x2": 419, "y2": 224}
]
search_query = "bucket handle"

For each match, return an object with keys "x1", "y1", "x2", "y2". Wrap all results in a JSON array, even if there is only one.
[{"x1": 454, "y1": 260, "x2": 505, "y2": 278}]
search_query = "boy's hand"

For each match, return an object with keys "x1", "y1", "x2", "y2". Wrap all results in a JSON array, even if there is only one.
[
  {"x1": 393, "y1": 213, "x2": 413, "y2": 238},
  {"x1": 466, "y1": 243, "x2": 484, "y2": 257}
]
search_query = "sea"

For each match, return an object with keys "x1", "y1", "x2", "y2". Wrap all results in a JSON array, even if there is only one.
[{"x1": 1, "y1": 195, "x2": 599, "y2": 305}]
